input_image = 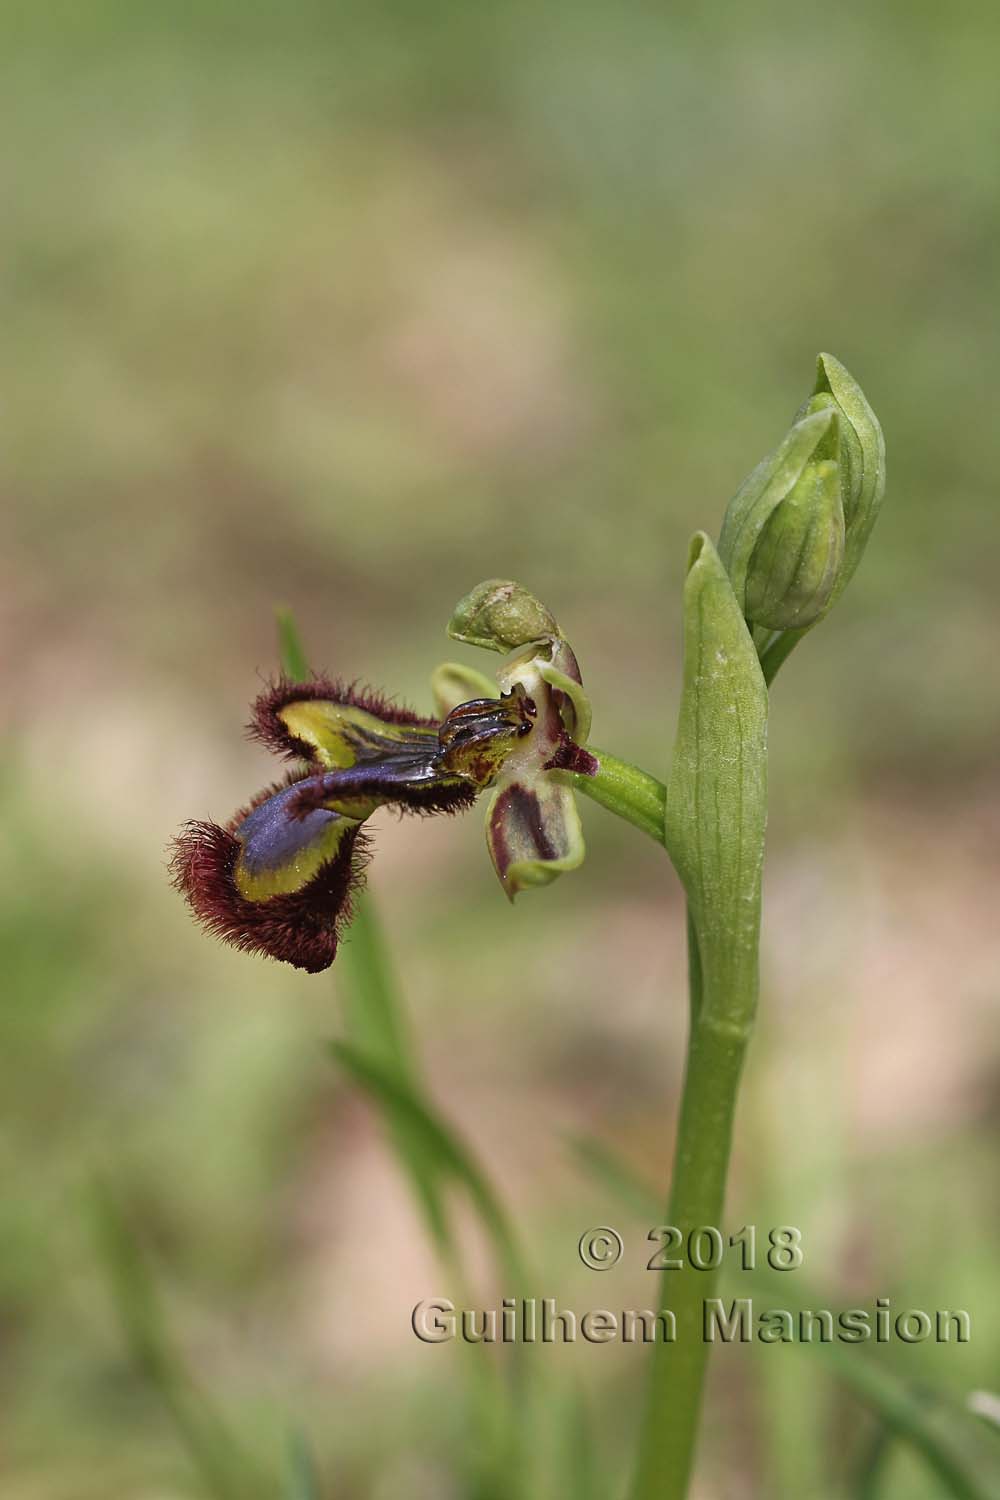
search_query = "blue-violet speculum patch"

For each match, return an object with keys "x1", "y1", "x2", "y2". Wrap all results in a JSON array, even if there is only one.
[{"x1": 170, "y1": 581, "x2": 597, "y2": 972}]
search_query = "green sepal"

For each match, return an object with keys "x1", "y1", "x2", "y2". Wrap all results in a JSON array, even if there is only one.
[
  {"x1": 809, "y1": 351, "x2": 886, "y2": 598},
  {"x1": 744, "y1": 458, "x2": 845, "y2": 630},
  {"x1": 717, "y1": 407, "x2": 838, "y2": 617},
  {"x1": 447, "y1": 579, "x2": 560, "y2": 654},
  {"x1": 664, "y1": 534, "x2": 768, "y2": 1022}
]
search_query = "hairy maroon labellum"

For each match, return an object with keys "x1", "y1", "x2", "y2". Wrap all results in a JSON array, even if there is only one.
[{"x1": 170, "y1": 779, "x2": 369, "y2": 973}]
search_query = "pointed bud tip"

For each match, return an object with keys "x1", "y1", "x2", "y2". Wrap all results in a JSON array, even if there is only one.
[
  {"x1": 686, "y1": 531, "x2": 709, "y2": 573},
  {"x1": 815, "y1": 350, "x2": 848, "y2": 390},
  {"x1": 810, "y1": 350, "x2": 886, "y2": 566}
]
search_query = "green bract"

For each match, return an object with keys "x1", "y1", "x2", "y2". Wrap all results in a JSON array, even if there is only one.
[{"x1": 663, "y1": 534, "x2": 769, "y2": 1022}]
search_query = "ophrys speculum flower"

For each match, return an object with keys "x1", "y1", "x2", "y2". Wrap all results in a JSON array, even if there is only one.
[
  {"x1": 169, "y1": 354, "x2": 889, "y2": 1500},
  {"x1": 171, "y1": 582, "x2": 596, "y2": 972}
]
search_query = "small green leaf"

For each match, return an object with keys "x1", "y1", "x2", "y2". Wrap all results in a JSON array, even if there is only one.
[{"x1": 663, "y1": 534, "x2": 768, "y2": 1022}]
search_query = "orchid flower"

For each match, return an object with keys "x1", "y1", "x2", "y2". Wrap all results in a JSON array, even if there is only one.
[{"x1": 171, "y1": 582, "x2": 596, "y2": 972}]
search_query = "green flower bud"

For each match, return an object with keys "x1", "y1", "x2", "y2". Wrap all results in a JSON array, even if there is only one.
[
  {"x1": 722, "y1": 351, "x2": 887, "y2": 687},
  {"x1": 717, "y1": 406, "x2": 839, "y2": 618},
  {"x1": 727, "y1": 354, "x2": 886, "y2": 685},
  {"x1": 447, "y1": 579, "x2": 560, "y2": 654},
  {"x1": 743, "y1": 458, "x2": 845, "y2": 630}
]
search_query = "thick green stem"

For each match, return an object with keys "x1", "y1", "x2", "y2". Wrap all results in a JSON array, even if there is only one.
[
  {"x1": 575, "y1": 746, "x2": 760, "y2": 1500},
  {"x1": 571, "y1": 747, "x2": 667, "y2": 846},
  {"x1": 630, "y1": 913, "x2": 758, "y2": 1500}
]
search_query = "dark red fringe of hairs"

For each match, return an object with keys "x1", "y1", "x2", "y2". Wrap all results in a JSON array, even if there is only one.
[
  {"x1": 169, "y1": 778, "x2": 370, "y2": 973},
  {"x1": 248, "y1": 674, "x2": 438, "y2": 763}
]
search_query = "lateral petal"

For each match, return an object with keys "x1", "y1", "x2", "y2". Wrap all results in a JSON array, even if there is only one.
[
  {"x1": 485, "y1": 775, "x2": 586, "y2": 900},
  {"x1": 250, "y1": 676, "x2": 438, "y2": 767}
]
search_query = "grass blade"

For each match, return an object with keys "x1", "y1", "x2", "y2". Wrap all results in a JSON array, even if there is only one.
[
  {"x1": 339, "y1": 892, "x2": 416, "y2": 1073},
  {"x1": 338, "y1": 894, "x2": 454, "y2": 1254},
  {"x1": 855, "y1": 1425, "x2": 893, "y2": 1500},
  {"x1": 330, "y1": 1040, "x2": 527, "y2": 1289},
  {"x1": 93, "y1": 1182, "x2": 273, "y2": 1500},
  {"x1": 284, "y1": 1430, "x2": 324, "y2": 1500},
  {"x1": 276, "y1": 607, "x2": 311, "y2": 683}
]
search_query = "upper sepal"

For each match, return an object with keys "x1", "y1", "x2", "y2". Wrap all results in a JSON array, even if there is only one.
[{"x1": 447, "y1": 580, "x2": 560, "y2": 654}]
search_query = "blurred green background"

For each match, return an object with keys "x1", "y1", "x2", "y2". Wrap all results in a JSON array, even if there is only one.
[{"x1": 3, "y1": 1, "x2": 999, "y2": 1496}]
